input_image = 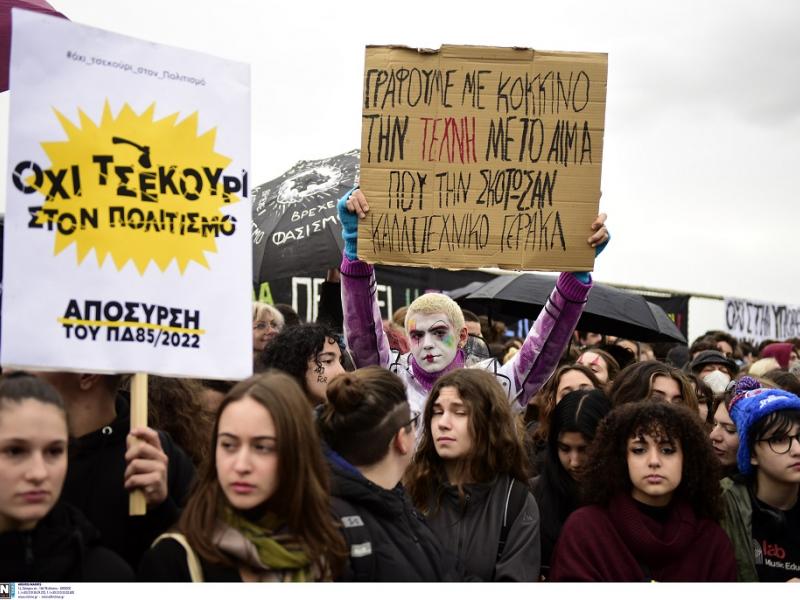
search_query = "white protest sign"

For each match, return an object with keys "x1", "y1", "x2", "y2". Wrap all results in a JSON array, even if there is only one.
[
  {"x1": 2, "y1": 10, "x2": 252, "y2": 379},
  {"x1": 724, "y1": 296, "x2": 800, "y2": 345}
]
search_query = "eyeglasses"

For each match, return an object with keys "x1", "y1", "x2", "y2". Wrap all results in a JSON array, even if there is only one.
[
  {"x1": 404, "y1": 410, "x2": 421, "y2": 430},
  {"x1": 756, "y1": 432, "x2": 800, "y2": 455},
  {"x1": 253, "y1": 321, "x2": 276, "y2": 331}
]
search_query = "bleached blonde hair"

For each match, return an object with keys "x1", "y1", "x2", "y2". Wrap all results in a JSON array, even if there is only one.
[
  {"x1": 405, "y1": 293, "x2": 465, "y2": 333},
  {"x1": 252, "y1": 301, "x2": 285, "y2": 328},
  {"x1": 748, "y1": 357, "x2": 780, "y2": 378}
]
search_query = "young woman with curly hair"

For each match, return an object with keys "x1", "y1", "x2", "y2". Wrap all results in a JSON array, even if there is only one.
[
  {"x1": 608, "y1": 360, "x2": 699, "y2": 412},
  {"x1": 550, "y1": 401, "x2": 737, "y2": 581},
  {"x1": 405, "y1": 369, "x2": 540, "y2": 581},
  {"x1": 138, "y1": 371, "x2": 346, "y2": 582},
  {"x1": 258, "y1": 323, "x2": 346, "y2": 406}
]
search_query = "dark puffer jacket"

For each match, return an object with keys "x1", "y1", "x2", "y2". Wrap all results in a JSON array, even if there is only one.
[
  {"x1": 327, "y1": 455, "x2": 459, "y2": 582},
  {"x1": 0, "y1": 502, "x2": 133, "y2": 582}
]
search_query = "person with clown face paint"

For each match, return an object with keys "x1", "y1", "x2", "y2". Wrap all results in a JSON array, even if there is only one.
[{"x1": 337, "y1": 189, "x2": 610, "y2": 417}]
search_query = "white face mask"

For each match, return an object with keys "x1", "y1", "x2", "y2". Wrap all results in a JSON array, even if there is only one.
[
  {"x1": 703, "y1": 369, "x2": 731, "y2": 394},
  {"x1": 406, "y1": 312, "x2": 461, "y2": 373}
]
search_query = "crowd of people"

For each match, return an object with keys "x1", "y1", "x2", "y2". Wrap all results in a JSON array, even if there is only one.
[{"x1": 2, "y1": 190, "x2": 800, "y2": 582}]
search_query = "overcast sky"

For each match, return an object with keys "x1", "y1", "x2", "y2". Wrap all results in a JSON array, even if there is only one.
[{"x1": 4, "y1": 0, "x2": 799, "y2": 321}]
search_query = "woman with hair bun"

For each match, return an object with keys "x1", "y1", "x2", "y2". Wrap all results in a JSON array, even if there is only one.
[{"x1": 319, "y1": 367, "x2": 458, "y2": 582}]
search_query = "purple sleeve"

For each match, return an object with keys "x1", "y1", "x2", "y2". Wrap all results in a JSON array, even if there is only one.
[
  {"x1": 340, "y1": 254, "x2": 391, "y2": 369},
  {"x1": 501, "y1": 272, "x2": 591, "y2": 408}
]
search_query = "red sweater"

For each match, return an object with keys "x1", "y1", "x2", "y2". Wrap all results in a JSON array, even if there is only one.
[{"x1": 550, "y1": 493, "x2": 737, "y2": 582}]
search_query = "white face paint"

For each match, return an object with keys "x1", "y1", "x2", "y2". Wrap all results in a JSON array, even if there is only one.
[{"x1": 406, "y1": 312, "x2": 461, "y2": 373}]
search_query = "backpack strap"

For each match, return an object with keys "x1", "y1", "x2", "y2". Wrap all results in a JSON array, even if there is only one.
[
  {"x1": 153, "y1": 532, "x2": 204, "y2": 582},
  {"x1": 330, "y1": 497, "x2": 376, "y2": 581},
  {"x1": 496, "y1": 478, "x2": 529, "y2": 563}
]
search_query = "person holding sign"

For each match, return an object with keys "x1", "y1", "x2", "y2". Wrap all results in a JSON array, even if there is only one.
[
  {"x1": 0, "y1": 374, "x2": 132, "y2": 582},
  {"x1": 34, "y1": 371, "x2": 196, "y2": 569},
  {"x1": 338, "y1": 189, "x2": 609, "y2": 416}
]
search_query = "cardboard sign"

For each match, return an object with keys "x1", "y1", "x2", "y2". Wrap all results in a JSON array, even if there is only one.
[
  {"x1": 358, "y1": 45, "x2": 607, "y2": 271},
  {"x1": 725, "y1": 297, "x2": 800, "y2": 344},
  {"x1": 1, "y1": 10, "x2": 252, "y2": 379}
]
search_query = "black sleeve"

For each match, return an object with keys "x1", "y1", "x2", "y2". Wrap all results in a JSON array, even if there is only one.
[
  {"x1": 316, "y1": 281, "x2": 343, "y2": 333},
  {"x1": 82, "y1": 547, "x2": 135, "y2": 582},
  {"x1": 137, "y1": 538, "x2": 192, "y2": 582},
  {"x1": 124, "y1": 432, "x2": 197, "y2": 566}
]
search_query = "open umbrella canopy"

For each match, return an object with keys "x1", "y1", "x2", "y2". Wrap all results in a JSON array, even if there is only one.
[
  {"x1": 458, "y1": 273, "x2": 686, "y2": 343},
  {"x1": 251, "y1": 149, "x2": 358, "y2": 282},
  {"x1": 1, "y1": 1, "x2": 67, "y2": 92},
  {"x1": 444, "y1": 280, "x2": 487, "y2": 302}
]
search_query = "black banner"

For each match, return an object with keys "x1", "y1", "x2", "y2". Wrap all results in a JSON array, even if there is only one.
[
  {"x1": 644, "y1": 294, "x2": 689, "y2": 339},
  {"x1": 256, "y1": 265, "x2": 495, "y2": 325}
]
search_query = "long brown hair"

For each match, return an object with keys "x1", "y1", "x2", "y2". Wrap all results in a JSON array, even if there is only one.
[
  {"x1": 177, "y1": 370, "x2": 346, "y2": 577},
  {"x1": 406, "y1": 369, "x2": 530, "y2": 513},
  {"x1": 145, "y1": 376, "x2": 214, "y2": 468},
  {"x1": 609, "y1": 360, "x2": 698, "y2": 411}
]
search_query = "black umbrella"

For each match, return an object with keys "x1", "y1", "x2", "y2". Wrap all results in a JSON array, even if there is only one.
[
  {"x1": 444, "y1": 280, "x2": 492, "y2": 302},
  {"x1": 646, "y1": 301, "x2": 687, "y2": 343},
  {"x1": 252, "y1": 150, "x2": 358, "y2": 282},
  {"x1": 461, "y1": 273, "x2": 686, "y2": 343}
]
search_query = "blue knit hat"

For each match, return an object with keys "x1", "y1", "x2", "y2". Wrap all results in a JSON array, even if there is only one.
[{"x1": 728, "y1": 376, "x2": 800, "y2": 475}]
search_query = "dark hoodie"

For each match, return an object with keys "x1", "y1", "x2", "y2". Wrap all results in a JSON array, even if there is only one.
[
  {"x1": 61, "y1": 393, "x2": 195, "y2": 568},
  {"x1": 327, "y1": 452, "x2": 459, "y2": 582},
  {"x1": 0, "y1": 502, "x2": 133, "y2": 582}
]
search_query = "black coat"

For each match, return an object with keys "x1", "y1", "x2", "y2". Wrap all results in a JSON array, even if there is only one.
[
  {"x1": 425, "y1": 475, "x2": 541, "y2": 582},
  {"x1": 329, "y1": 459, "x2": 459, "y2": 582},
  {"x1": 0, "y1": 502, "x2": 133, "y2": 582},
  {"x1": 62, "y1": 393, "x2": 196, "y2": 569}
]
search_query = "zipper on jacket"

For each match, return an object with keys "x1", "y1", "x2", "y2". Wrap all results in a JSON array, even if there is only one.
[
  {"x1": 456, "y1": 493, "x2": 471, "y2": 560},
  {"x1": 405, "y1": 510, "x2": 420, "y2": 544},
  {"x1": 24, "y1": 533, "x2": 34, "y2": 566}
]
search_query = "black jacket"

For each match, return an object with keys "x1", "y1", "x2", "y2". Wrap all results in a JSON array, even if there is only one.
[
  {"x1": 328, "y1": 457, "x2": 459, "y2": 582},
  {"x1": 425, "y1": 475, "x2": 541, "y2": 581},
  {"x1": 62, "y1": 393, "x2": 196, "y2": 569},
  {"x1": 0, "y1": 502, "x2": 133, "y2": 582}
]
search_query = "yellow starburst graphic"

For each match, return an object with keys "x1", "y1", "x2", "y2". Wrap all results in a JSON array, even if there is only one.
[{"x1": 29, "y1": 101, "x2": 241, "y2": 274}]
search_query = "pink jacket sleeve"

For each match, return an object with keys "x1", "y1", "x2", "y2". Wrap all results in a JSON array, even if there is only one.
[{"x1": 339, "y1": 255, "x2": 391, "y2": 369}]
